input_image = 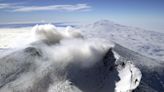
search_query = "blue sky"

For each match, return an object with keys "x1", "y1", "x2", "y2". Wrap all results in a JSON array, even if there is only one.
[{"x1": 0, "y1": 0, "x2": 164, "y2": 32}]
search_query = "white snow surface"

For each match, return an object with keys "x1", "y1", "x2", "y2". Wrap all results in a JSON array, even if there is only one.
[
  {"x1": 0, "y1": 24, "x2": 142, "y2": 92},
  {"x1": 116, "y1": 61, "x2": 142, "y2": 92}
]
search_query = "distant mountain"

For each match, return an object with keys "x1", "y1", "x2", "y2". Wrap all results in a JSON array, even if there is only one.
[{"x1": 79, "y1": 20, "x2": 164, "y2": 61}]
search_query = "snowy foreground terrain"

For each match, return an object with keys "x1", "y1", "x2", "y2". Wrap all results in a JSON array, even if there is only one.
[{"x1": 0, "y1": 20, "x2": 163, "y2": 92}]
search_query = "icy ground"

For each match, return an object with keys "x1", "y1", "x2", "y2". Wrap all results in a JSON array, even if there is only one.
[{"x1": 0, "y1": 24, "x2": 142, "y2": 92}]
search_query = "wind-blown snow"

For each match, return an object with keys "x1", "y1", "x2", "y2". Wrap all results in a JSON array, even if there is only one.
[{"x1": 0, "y1": 24, "x2": 142, "y2": 92}]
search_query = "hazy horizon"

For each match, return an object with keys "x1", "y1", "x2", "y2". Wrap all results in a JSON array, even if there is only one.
[{"x1": 0, "y1": 0, "x2": 164, "y2": 32}]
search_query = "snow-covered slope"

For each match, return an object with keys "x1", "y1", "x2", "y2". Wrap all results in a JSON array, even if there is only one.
[
  {"x1": 114, "y1": 44, "x2": 164, "y2": 92},
  {"x1": 79, "y1": 20, "x2": 164, "y2": 61},
  {"x1": 78, "y1": 20, "x2": 164, "y2": 92},
  {"x1": 0, "y1": 24, "x2": 142, "y2": 92},
  {"x1": 0, "y1": 22, "x2": 163, "y2": 92}
]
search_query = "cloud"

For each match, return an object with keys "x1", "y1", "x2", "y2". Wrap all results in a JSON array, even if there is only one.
[
  {"x1": 0, "y1": 3, "x2": 91, "y2": 12},
  {"x1": 0, "y1": 3, "x2": 12, "y2": 9},
  {"x1": 0, "y1": 3, "x2": 20, "y2": 9}
]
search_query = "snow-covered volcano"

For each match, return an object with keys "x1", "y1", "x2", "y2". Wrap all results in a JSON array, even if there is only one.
[
  {"x1": 0, "y1": 24, "x2": 142, "y2": 92},
  {"x1": 0, "y1": 20, "x2": 163, "y2": 92}
]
